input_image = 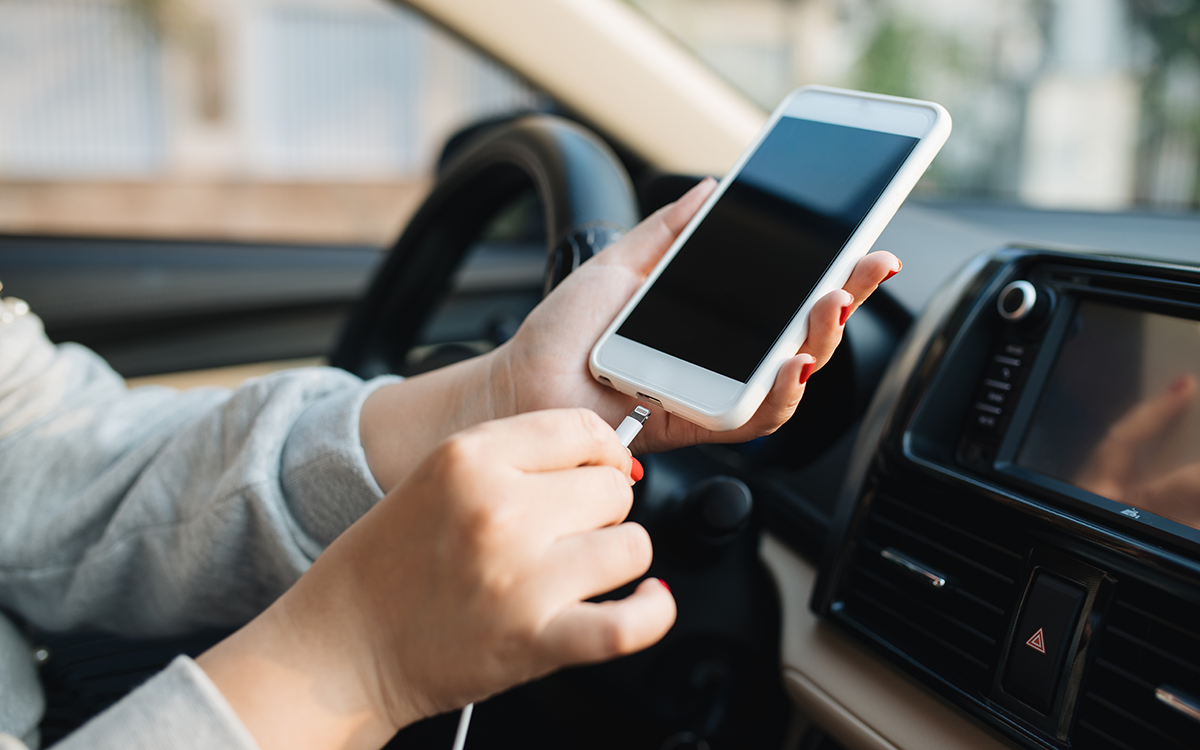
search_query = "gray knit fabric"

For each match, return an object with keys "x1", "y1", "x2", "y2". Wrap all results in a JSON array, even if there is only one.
[
  {"x1": 0, "y1": 300, "x2": 396, "y2": 747},
  {"x1": 52, "y1": 657, "x2": 261, "y2": 750},
  {"x1": 0, "y1": 616, "x2": 41, "y2": 749}
]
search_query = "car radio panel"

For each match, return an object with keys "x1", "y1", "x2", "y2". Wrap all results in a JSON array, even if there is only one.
[
  {"x1": 815, "y1": 247, "x2": 1200, "y2": 750},
  {"x1": 957, "y1": 263, "x2": 1200, "y2": 551}
]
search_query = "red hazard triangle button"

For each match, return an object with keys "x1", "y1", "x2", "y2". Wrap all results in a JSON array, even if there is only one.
[{"x1": 1026, "y1": 627, "x2": 1046, "y2": 654}]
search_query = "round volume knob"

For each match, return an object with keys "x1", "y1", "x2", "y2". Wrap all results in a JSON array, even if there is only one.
[
  {"x1": 687, "y1": 476, "x2": 753, "y2": 544},
  {"x1": 998, "y1": 280, "x2": 1038, "y2": 321}
]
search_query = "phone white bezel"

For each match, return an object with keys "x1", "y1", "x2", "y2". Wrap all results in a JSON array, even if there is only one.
[{"x1": 590, "y1": 85, "x2": 951, "y2": 431}]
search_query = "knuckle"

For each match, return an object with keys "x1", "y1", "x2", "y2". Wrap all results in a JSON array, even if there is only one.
[
  {"x1": 437, "y1": 431, "x2": 484, "y2": 473},
  {"x1": 604, "y1": 465, "x2": 633, "y2": 497},
  {"x1": 598, "y1": 610, "x2": 641, "y2": 657},
  {"x1": 477, "y1": 561, "x2": 520, "y2": 604},
  {"x1": 461, "y1": 496, "x2": 516, "y2": 550},
  {"x1": 572, "y1": 407, "x2": 612, "y2": 446},
  {"x1": 595, "y1": 618, "x2": 628, "y2": 658},
  {"x1": 618, "y1": 523, "x2": 653, "y2": 570}
]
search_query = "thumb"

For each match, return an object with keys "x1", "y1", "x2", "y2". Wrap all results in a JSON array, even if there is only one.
[
  {"x1": 600, "y1": 177, "x2": 717, "y2": 276},
  {"x1": 537, "y1": 578, "x2": 676, "y2": 668}
]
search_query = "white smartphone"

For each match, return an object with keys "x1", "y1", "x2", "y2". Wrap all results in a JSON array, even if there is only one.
[{"x1": 589, "y1": 85, "x2": 951, "y2": 431}]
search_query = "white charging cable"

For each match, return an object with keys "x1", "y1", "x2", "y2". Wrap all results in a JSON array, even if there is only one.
[
  {"x1": 450, "y1": 702, "x2": 474, "y2": 750},
  {"x1": 449, "y1": 406, "x2": 650, "y2": 750}
]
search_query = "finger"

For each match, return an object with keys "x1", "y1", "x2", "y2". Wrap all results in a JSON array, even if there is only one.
[
  {"x1": 1086, "y1": 376, "x2": 1197, "y2": 484},
  {"x1": 539, "y1": 578, "x2": 676, "y2": 666},
  {"x1": 707, "y1": 295, "x2": 850, "y2": 444},
  {"x1": 600, "y1": 177, "x2": 718, "y2": 275},
  {"x1": 524, "y1": 466, "x2": 635, "y2": 538},
  {"x1": 841, "y1": 251, "x2": 902, "y2": 318},
  {"x1": 705, "y1": 352, "x2": 817, "y2": 444},
  {"x1": 1139, "y1": 461, "x2": 1200, "y2": 527},
  {"x1": 542, "y1": 522, "x2": 653, "y2": 601},
  {"x1": 461, "y1": 408, "x2": 630, "y2": 475},
  {"x1": 1105, "y1": 376, "x2": 1196, "y2": 452},
  {"x1": 797, "y1": 288, "x2": 854, "y2": 370}
]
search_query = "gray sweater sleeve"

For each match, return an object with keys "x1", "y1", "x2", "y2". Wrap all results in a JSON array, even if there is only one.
[
  {"x1": 0, "y1": 307, "x2": 395, "y2": 635},
  {"x1": 52, "y1": 657, "x2": 262, "y2": 750}
]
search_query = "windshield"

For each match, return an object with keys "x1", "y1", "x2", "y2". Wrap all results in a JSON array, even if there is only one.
[{"x1": 628, "y1": 0, "x2": 1200, "y2": 213}]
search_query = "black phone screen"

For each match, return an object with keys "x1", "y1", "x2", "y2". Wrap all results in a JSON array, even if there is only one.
[{"x1": 616, "y1": 116, "x2": 918, "y2": 383}]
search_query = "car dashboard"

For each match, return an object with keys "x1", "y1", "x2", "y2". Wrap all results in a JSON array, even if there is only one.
[
  {"x1": 794, "y1": 246, "x2": 1200, "y2": 750},
  {"x1": 6, "y1": 175, "x2": 1200, "y2": 750}
]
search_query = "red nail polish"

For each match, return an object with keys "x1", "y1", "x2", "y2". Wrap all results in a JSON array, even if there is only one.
[
  {"x1": 630, "y1": 457, "x2": 644, "y2": 482},
  {"x1": 839, "y1": 304, "x2": 852, "y2": 326},
  {"x1": 658, "y1": 579, "x2": 671, "y2": 593},
  {"x1": 799, "y1": 360, "x2": 817, "y2": 385},
  {"x1": 881, "y1": 269, "x2": 899, "y2": 283}
]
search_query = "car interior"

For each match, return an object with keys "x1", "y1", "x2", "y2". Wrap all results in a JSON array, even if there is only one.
[{"x1": 2, "y1": 1, "x2": 1199, "y2": 749}]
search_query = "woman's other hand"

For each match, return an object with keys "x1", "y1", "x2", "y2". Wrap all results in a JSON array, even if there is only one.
[{"x1": 198, "y1": 408, "x2": 672, "y2": 750}]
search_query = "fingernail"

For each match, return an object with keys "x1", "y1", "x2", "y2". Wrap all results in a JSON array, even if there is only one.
[
  {"x1": 839, "y1": 304, "x2": 852, "y2": 326},
  {"x1": 658, "y1": 578, "x2": 671, "y2": 593},
  {"x1": 1171, "y1": 375, "x2": 1190, "y2": 394},
  {"x1": 881, "y1": 269, "x2": 899, "y2": 283},
  {"x1": 630, "y1": 457, "x2": 644, "y2": 482},
  {"x1": 799, "y1": 360, "x2": 817, "y2": 385}
]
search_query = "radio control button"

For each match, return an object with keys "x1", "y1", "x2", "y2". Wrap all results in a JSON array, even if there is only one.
[
  {"x1": 987, "y1": 360, "x2": 1019, "y2": 383},
  {"x1": 984, "y1": 390, "x2": 1006, "y2": 406},
  {"x1": 1003, "y1": 573, "x2": 1086, "y2": 714},
  {"x1": 974, "y1": 412, "x2": 999, "y2": 431},
  {"x1": 998, "y1": 280, "x2": 1037, "y2": 321}
]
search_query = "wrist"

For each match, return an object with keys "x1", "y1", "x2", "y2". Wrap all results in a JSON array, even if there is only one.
[
  {"x1": 197, "y1": 598, "x2": 409, "y2": 750},
  {"x1": 483, "y1": 341, "x2": 520, "y2": 422},
  {"x1": 359, "y1": 349, "x2": 505, "y2": 493}
]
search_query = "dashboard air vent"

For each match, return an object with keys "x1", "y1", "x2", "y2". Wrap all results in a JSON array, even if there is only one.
[
  {"x1": 1074, "y1": 579, "x2": 1200, "y2": 750},
  {"x1": 838, "y1": 489, "x2": 1025, "y2": 691}
]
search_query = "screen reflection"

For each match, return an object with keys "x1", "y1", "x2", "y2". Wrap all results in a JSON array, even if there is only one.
[{"x1": 1019, "y1": 301, "x2": 1200, "y2": 530}]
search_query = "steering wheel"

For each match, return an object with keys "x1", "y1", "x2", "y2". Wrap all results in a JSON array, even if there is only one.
[{"x1": 331, "y1": 114, "x2": 639, "y2": 378}]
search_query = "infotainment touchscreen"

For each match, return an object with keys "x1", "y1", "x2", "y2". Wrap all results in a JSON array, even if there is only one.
[{"x1": 1017, "y1": 300, "x2": 1200, "y2": 532}]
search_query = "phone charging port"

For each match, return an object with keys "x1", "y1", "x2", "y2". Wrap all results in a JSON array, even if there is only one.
[{"x1": 636, "y1": 393, "x2": 663, "y2": 407}]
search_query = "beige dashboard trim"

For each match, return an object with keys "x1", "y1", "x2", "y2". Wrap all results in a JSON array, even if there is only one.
[
  {"x1": 397, "y1": 0, "x2": 765, "y2": 175},
  {"x1": 760, "y1": 533, "x2": 1010, "y2": 750},
  {"x1": 124, "y1": 357, "x2": 325, "y2": 390}
]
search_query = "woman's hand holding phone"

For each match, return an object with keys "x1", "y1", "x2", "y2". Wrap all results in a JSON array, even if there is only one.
[
  {"x1": 358, "y1": 175, "x2": 901, "y2": 495},
  {"x1": 490, "y1": 177, "x2": 902, "y2": 454}
]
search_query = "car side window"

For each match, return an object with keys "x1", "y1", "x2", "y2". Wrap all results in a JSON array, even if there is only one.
[{"x1": 0, "y1": 0, "x2": 548, "y2": 246}]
